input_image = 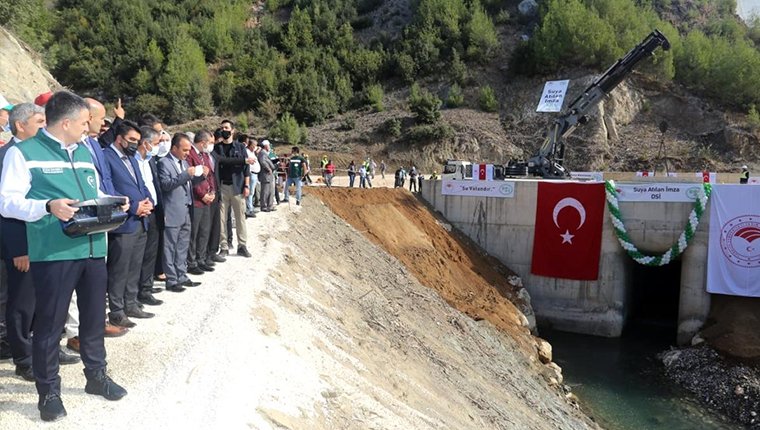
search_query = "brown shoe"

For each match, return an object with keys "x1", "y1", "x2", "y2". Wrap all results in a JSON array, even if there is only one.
[
  {"x1": 66, "y1": 337, "x2": 80, "y2": 352},
  {"x1": 104, "y1": 322, "x2": 129, "y2": 337}
]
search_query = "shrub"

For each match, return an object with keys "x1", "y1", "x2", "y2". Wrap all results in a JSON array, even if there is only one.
[
  {"x1": 478, "y1": 85, "x2": 498, "y2": 112},
  {"x1": 380, "y1": 118, "x2": 402, "y2": 137},
  {"x1": 466, "y1": 0, "x2": 499, "y2": 63},
  {"x1": 338, "y1": 117, "x2": 356, "y2": 131},
  {"x1": 748, "y1": 105, "x2": 760, "y2": 130},
  {"x1": 406, "y1": 122, "x2": 454, "y2": 143},
  {"x1": 129, "y1": 94, "x2": 170, "y2": 121},
  {"x1": 446, "y1": 84, "x2": 465, "y2": 108},
  {"x1": 409, "y1": 83, "x2": 442, "y2": 124},
  {"x1": 270, "y1": 112, "x2": 308, "y2": 144},
  {"x1": 365, "y1": 84, "x2": 384, "y2": 112}
]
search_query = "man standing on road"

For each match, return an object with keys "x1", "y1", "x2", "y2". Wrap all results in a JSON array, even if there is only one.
[
  {"x1": 740, "y1": 165, "x2": 750, "y2": 184},
  {"x1": 282, "y1": 146, "x2": 307, "y2": 205},
  {"x1": 257, "y1": 140, "x2": 276, "y2": 212},
  {"x1": 187, "y1": 130, "x2": 217, "y2": 274},
  {"x1": 0, "y1": 91, "x2": 128, "y2": 422},
  {"x1": 213, "y1": 120, "x2": 252, "y2": 258},
  {"x1": 158, "y1": 134, "x2": 207, "y2": 292}
]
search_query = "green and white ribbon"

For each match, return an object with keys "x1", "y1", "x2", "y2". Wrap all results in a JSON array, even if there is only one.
[{"x1": 604, "y1": 180, "x2": 711, "y2": 266}]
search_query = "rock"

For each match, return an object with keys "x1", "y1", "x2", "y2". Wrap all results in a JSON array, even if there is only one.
[
  {"x1": 507, "y1": 275, "x2": 523, "y2": 289},
  {"x1": 661, "y1": 349, "x2": 682, "y2": 368},
  {"x1": 691, "y1": 334, "x2": 705, "y2": 346},
  {"x1": 541, "y1": 362, "x2": 563, "y2": 385},
  {"x1": 518, "y1": 0, "x2": 539, "y2": 18},
  {"x1": 735, "y1": 385, "x2": 745, "y2": 396},
  {"x1": 536, "y1": 338, "x2": 553, "y2": 364}
]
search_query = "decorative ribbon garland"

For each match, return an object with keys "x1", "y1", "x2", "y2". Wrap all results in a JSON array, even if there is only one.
[{"x1": 604, "y1": 180, "x2": 712, "y2": 266}]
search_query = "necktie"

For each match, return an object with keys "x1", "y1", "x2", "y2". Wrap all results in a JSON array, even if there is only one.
[{"x1": 122, "y1": 156, "x2": 137, "y2": 182}]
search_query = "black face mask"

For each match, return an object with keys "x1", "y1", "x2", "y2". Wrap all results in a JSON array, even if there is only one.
[
  {"x1": 221, "y1": 130, "x2": 232, "y2": 140},
  {"x1": 123, "y1": 142, "x2": 138, "y2": 156}
]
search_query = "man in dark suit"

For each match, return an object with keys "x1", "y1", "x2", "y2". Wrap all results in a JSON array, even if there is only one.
[
  {"x1": 104, "y1": 121, "x2": 155, "y2": 328},
  {"x1": 134, "y1": 127, "x2": 163, "y2": 306},
  {"x1": 158, "y1": 134, "x2": 207, "y2": 292},
  {"x1": 214, "y1": 120, "x2": 252, "y2": 258}
]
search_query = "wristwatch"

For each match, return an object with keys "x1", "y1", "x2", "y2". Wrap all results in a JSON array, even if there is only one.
[{"x1": 45, "y1": 200, "x2": 53, "y2": 213}]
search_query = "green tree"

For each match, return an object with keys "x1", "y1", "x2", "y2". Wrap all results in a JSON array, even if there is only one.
[
  {"x1": 465, "y1": 0, "x2": 499, "y2": 63},
  {"x1": 365, "y1": 84, "x2": 384, "y2": 112},
  {"x1": 478, "y1": 85, "x2": 498, "y2": 112},
  {"x1": 409, "y1": 83, "x2": 442, "y2": 124},
  {"x1": 446, "y1": 84, "x2": 464, "y2": 108},
  {"x1": 270, "y1": 112, "x2": 308, "y2": 144},
  {"x1": 158, "y1": 31, "x2": 213, "y2": 122}
]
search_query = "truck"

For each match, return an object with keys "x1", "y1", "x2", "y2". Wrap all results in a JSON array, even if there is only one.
[
  {"x1": 442, "y1": 160, "x2": 472, "y2": 180},
  {"x1": 509, "y1": 29, "x2": 670, "y2": 179}
]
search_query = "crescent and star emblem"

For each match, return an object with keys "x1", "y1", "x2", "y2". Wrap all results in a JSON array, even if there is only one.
[{"x1": 552, "y1": 197, "x2": 587, "y2": 245}]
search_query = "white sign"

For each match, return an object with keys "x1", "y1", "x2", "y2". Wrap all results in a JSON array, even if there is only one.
[
  {"x1": 613, "y1": 182, "x2": 704, "y2": 202},
  {"x1": 536, "y1": 80, "x2": 569, "y2": 112},
  {"x1": 570, "y1": 171, "x2": 604, "y2": 182},
  {"x1": 442, "y1": 180, "x2": 515, "y2": 198}
]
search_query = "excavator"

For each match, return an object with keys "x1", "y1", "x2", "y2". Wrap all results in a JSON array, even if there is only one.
[{"x1": 505, "y1": 29, "x2": 671, "y2": 179}]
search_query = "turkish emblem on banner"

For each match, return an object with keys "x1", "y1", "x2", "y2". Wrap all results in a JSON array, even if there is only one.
[{"x1": 531, "y1": 182, "x2": 606, "y2": 280}]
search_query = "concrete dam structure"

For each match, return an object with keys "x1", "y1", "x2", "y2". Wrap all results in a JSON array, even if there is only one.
[{"x1": 421, "y1": 179, "x2": 711, "y2": 345}]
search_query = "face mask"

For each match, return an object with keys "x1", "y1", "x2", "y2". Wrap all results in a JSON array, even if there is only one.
[
  {"x1": 204, "y1": 144, "x2": 214, "y2": 154},
  {"x1": 149, "y1": 144, "x2": 160, "y2": 157},
  {"x1": 220, "y1": 130, "x2": 232, "y2": 140},
  {"x1": 123, "y1": 142, "x2": 138, "y2": 156},
  {"x1": 157, "y1": 140, "x2": 170, "y2": 158}
]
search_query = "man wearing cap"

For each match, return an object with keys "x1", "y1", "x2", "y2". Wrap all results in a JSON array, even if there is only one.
[
  {"x1": 0, "y1": 91, "x2": 128, "y2": 421},
  {"x1": 740, "y1": 165, "x2": 750, "y2": 184}
]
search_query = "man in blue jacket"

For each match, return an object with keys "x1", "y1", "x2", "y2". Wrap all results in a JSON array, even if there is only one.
[{"x1": 103, "y1": 121, "x2": 155, "y2": 328}]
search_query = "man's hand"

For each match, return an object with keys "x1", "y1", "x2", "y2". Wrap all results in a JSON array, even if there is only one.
[
  {"x1": 187, "y1": 166, "x2": 196, "y2": 176},
  {"x1": 202, "y1": 193, "x2": 214, "y2": 204},
  {"x1": 137, "y1": 198, "x2": 153, "y2": 217},
  {"x1": 247, "y1": 157, "x2": 255, "y2": 165},
  {"x1": 120, "y1": 196, "x2": 130, "y2": 213},
  {"x1": 243, "y1": 187, "x2": 250, "y2": 198},
  {"x1": 202, "y1": 165, "x2": 210, "y2": 176},
  {"x1": 49, "y1": 199, "x2": 79, "y2": 221},
  {"x1": 114, "y1": 98, "x2": 125, "y2": 119},
  {"x1": 13, "y1": 255, "x2": 30, "y2": 272}
]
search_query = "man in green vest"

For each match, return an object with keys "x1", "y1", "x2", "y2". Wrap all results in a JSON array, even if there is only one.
[
  {"x1": 0, "y1": 91, "x2": 127, "y2": 422},
  {"x1": 282, "y1": 146, "x2": 308, "y2": 205}
]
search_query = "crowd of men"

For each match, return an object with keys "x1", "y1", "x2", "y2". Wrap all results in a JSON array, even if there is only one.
[{"x1": 0, "y1": 90, "x2": 309, "y2": 422}]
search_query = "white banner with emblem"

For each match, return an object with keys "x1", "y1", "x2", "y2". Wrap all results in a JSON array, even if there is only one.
[
  {"x1": 611, "y1": 183, "x2": 704, "y2": 202},
  {"x1": 442, "y1": 180, "x2": 515, "y2": 198}
]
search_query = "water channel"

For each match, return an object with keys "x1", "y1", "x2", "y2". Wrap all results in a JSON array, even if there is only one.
[{"x1": 541, "y1": 325, "x2": 741, "y2": 430}]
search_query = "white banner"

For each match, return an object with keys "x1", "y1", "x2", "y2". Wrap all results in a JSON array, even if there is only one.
[
  {"x1": 442, "y1": 180, "x2": 515, "y2": 198},
  {"x1": 536, "y1": 80, "x2": 569, "y2": 112},
  {"x1": 612, "y1": 183, "x2": 704, "y2": 202},
  {"x1": 707, "y1": 185, "x2": 760, "y2": 297},
  {"x1": 570, "y1": 171, "x2": 604, "y2": 182}
]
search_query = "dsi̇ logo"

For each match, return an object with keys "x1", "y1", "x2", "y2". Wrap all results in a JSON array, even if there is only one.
[
  {"x1": 499, "y1": 183, "x2": 514, "y2": 196},
  {"x1": 87, "y1": 175, "x2": 96, "y2": 190},
  {"x1": 685, "y1": 186, "x2": 701, "y2": 200},
  {"x1": 720, "y1": 215, "x2": 760, "y2": 268}
]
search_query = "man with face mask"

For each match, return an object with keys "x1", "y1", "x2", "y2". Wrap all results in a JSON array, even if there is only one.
[
  {"x1": 187, "y1": 130, "x2": 217, "y2": 274},
  {"x1": 134, "y1": 127, "x2": 164, "y2": 306},
  {"x1": 213, "y1": 120, "x2": 252, "y2": 258},
  {"x1": 103, "y1": 121, "x2": 155, "y2": 328}
]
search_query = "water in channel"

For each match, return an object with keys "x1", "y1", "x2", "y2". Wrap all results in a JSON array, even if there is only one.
[{"x1": 540, "y1": 326, "x2": 741, "y2": 430}]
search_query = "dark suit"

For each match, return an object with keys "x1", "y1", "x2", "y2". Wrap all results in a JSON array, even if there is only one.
[
  {"x1": 104, "y1": 145, "x2": 153, "y2": 316},
  {"x1": 0, "y1": 138, "x2": 34, "y2": 366},
  {"x1": 82, "y1": 136, "x2": 116, "y2": 195},
  {"x1": 138, "y1": 155, "x2": 163, "y2": 291},
  {"x1": 158, "y1": 154, "x2": 203, "y2": 287}
]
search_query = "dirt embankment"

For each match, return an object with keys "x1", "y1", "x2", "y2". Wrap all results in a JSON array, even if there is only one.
[
  {"x1": 0, "y1": 27, "x2": 59, "y2": 103},
  {"x1": 307, "y1": 187, "x2": 540, "y2": 358}
]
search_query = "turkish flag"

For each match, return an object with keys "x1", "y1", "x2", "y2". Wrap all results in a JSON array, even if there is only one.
[
  {"x1": 478, "y1": 164, "x2": 486, "y2": 180},
  {"x1": 531, "y1": 182, "x2": 606, "y2": 280}
]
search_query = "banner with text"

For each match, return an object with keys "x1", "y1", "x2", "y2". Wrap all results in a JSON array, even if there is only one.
[
  {"x1": 536, "y1": 80, "x2": 569, "y2": 112},
  {"x1": 442, "y1": 180, "x2": 515, "y2": 198},
  {"x1": 612, "y1": 183, "x2": 703, "y2": 202}
]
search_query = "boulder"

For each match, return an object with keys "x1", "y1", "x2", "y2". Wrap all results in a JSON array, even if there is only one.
[{"x1": 518, "y1": 0, "x2": 539, "y2": 18}]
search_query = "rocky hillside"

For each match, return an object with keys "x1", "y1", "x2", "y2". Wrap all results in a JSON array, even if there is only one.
[{"x1": 0, "y1": 27, "x2": 59, "y2": 103}]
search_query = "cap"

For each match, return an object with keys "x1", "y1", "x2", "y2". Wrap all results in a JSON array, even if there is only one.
[
  {"x1": 34, "y1": 91, "x2": 53, "y2": 107},
  {"x1": 742, "y1": 165, "x2": 748, "y2": 169},
  {"x1": 261, "y1": 139, "x2": 271, "y2": 148},
  {"x1": 0, "y1": 94, "x2": 13, "y2": 111}
]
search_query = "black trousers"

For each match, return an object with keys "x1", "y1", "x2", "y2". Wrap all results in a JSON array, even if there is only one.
[
  {"x1": 140, "y1": 212, "x2": 160, "y2": 290},
  {"x1": 4, "y1": 259, "x2": 34, "y2": 366},
  {"x1": 188, "y1": 205, "x2": 211, "y2": 268},
  {"x1": 208, "y1": 197, "x2": 221, "y2": 256},
  {"x1": 31, "y1": 258, "x2": 108, "y2": 395},
  {"x1": 107, "y1": 225, "x2": 147, "y2": 315},
  {"x1": 0, "y1": 261, "x2": 6, "y2": 340}
]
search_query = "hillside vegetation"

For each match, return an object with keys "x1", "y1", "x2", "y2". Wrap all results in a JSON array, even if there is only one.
[{"x1": 4, "y1": 0, "x2": 760, "y2": 157}]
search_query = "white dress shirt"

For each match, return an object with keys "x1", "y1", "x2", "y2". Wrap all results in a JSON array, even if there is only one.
[
  {"x1": 134, "y1": 153, "x2": 157, "y2": 203},
  {"x1": 0, "y1": 129, "x2": 105, "y2": 222}
]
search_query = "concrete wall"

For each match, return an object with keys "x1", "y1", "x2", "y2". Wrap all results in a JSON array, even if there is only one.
[{"x1": 421, "y1": 179, "x2": 711, "y2": 344}]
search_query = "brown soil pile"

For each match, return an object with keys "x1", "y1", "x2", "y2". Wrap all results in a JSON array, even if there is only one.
[
  {"x1": 307, "y1": 187, "x2": 536, "y2": 356},
  {"x1": 702, "y1": 295, "x2": 760, "y2": 363}
]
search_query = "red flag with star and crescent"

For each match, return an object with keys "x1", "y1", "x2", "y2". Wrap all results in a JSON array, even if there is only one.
[{"x1": 531, "y1": 182, "x2": 606, "y2": 280}]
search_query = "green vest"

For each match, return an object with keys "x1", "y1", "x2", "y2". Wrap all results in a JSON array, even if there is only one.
[
  {"x1": 17, "y1": 131, "x2": 106, "y2": 262},
  {"x1": 288, "y1": 155, "x2": 305, "y2": 178}
]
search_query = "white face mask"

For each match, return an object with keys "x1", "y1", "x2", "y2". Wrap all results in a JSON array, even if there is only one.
[
  {"x1": 149, "y1": 144, "x2": 160, "y2": 157},
  {"x1": 204, "y1": 144, "x2": 214, "y2": 154},
  {"x1": 157, "y1": 140, "x2": 170, "y2": 157}
]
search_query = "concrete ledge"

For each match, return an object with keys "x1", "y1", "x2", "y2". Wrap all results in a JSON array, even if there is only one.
[{"x1": 536, "y1": 307, "x2": 624, "y2": 338}]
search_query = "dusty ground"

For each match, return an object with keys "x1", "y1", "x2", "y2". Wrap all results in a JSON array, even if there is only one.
[{"x1": 0, "y1": 191, "x2": 596, "y2": 429}]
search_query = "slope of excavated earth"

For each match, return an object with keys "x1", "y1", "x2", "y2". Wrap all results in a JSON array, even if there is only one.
[{"x1": 0, "y1": 192, "x2": 596, "y2": 429}]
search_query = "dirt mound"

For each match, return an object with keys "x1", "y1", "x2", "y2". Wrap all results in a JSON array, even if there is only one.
[
  {"x1": 701, "y1": 295, "x2": 760, "y2": 362},
  {"x1": 308, "y1": 187, "x2": 537, "y2": 357}
]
